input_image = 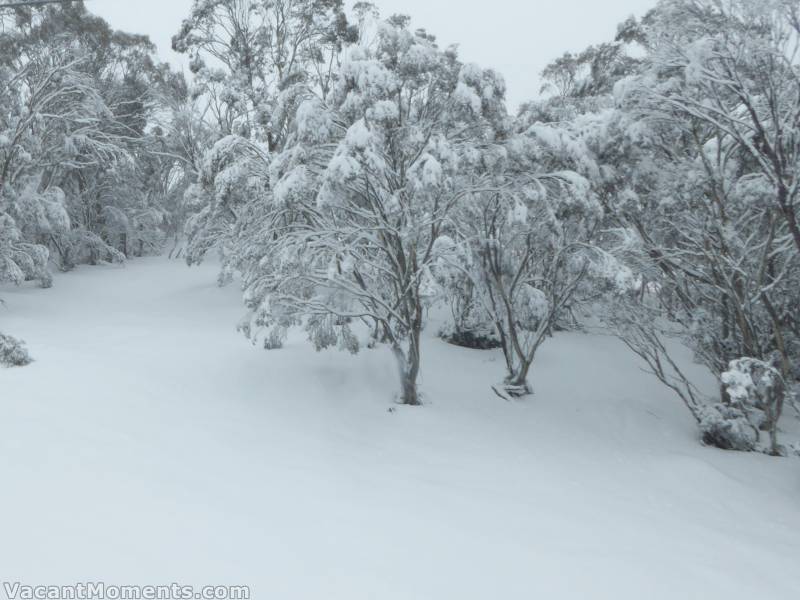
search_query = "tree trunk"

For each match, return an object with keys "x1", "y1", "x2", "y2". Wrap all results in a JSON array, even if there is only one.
[
  {"x1": 393, "y1": 336, "x2": 421, "y2": 406},
  {"x1": 505, "y1": 360, "x2": 533, "y2": 397},
  {"x1": 776, "y1": 184, "x2": 800, "y2": 257},
  {"x1": 400, "y1": 367, "x2": 420, "y2": 406}
]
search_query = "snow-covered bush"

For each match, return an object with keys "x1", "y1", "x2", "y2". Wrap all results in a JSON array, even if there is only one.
[
  {"x1": 699, "y1": 404, "x2": 758, "y2": 452},
  {"x1": 437, "y1": 320, "x2": 501, "y2": 351},
  {"x1": 720, "y1": 358, "x2": 787, "y2": 455},
  {"x1": 0, "y1": 333, "x2": 32, "y2": 368}
]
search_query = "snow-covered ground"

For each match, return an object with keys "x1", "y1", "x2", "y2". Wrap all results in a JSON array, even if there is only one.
[{"x1": 1, "y1": 258, "x2": 798, "y2": 599}]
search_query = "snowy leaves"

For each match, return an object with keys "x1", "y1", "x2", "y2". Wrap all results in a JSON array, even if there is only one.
[
  {"x1": 173, "y1": 0, "x2": 356, "y2": 145},
  {"x1": 0, "y1": 4, "x2": 185, "y2": 276},
  {"x1": 365, "y1": 100, "x2": 399, "y2": 124},
  {"x1": 273, "y1": 166, "x2": 312, "y2": 208},
  {"x1": 454, "y1": 63, "x2": 507, "y2": 126},
  {"x1": 295, "y1": 100, "x2": 336, "y2": 145},
  {"x1": 333, "y1": 49, "x2": 399, "y2": 120},
  {"x1": 408, "y1": 135, "x2": 459, "y2": 198}
]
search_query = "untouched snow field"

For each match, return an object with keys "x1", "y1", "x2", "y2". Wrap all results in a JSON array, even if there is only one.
[{"x1": 1, "y1": 258, "x2": 798, "y2": 599}]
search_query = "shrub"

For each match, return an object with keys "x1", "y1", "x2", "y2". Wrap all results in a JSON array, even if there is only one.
[{"x1": 0, "y1": 333, "x2": 33, "y2": 367}]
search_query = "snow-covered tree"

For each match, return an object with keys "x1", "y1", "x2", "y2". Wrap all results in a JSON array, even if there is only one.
[
  {"x1": 640, "y1": 0, "x2": 800, "y2": 257},
  {"x1": 603, "y1": 1, "x2": 795, "y2": 434},
  {"x1": 173, "y1": 0, "x2": 357, "y2": 145},
  {"x1": 176, "y1": 0, "x2": 359, "y2": 271},
  {"x1": 1, "y1": 2, "x2": 181, "y2": 276},
  {"x1": 443, "y1": 116, "x2": 632, "y2": 397},
  {"x1": 183, "y1": 134, "x2": 270, "y2": 282},
  {"x1": 549, "y1": 0, "x2": 800, "y2": 451},
  {"x1": 240, "y1": 19, "x2": 505, "y2": 405}
]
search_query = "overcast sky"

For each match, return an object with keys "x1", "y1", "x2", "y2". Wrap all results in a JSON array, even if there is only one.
[{"x1": 90, "y1": 0, "x2": 656, "y2": 110}]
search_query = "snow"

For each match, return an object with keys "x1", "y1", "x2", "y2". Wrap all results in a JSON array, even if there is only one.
[
  {"x1": 684, "y1": 38, "x2": 715, "y2": 84},
  {"x1": 336, "y1": 55, "x2": 397, "y2": 114},
  {"x1": 1, "y1": 258, "x2": 799, "y2": 599},
  {"x1": 454, "y1": 81, "x2": 482, "y2": 114},
  {"x1": 366, "y1": 100, "x2": 399, "y2": 123},
  {"x1": 344, "y1": 119, "x2": 373, "y2": 150},
  {"x1": 508, "y1": 199, "x2": 528, "y2": 224},
  {"x1": 418, "y1": 155, "x2": 443, "y2": 187},
  {"x1": 296, "y1": 100, "x2": 334, "y2": 144},
  {"x1": 273, "y1": 167, "x2": 310, "y2": 207},
  {"x1": 399, "y1": 43, "x2": 438, "y2": 73},
  {"x1": 324, "y1": 153, "x2": 360, "y2": 184}
]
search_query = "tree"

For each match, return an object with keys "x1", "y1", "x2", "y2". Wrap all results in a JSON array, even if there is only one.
[
  {"x1": 173, "y1": 0, "x2": 357, "y2": 148},
  {"x1": 641, "y1": 0, "x2": 800, "y2": 257},
  {"x1": 239, "y1": 19, "x2": 506, "y2": 405},
  {"x1": 516, "y1": 0, "x2": 800, "y2": 450},
  {"x1": 599, "y1": 0, "x2": 800, "y2": 449},
  {"x1": 441, "y1": 115, "x2": 631, "y2": 397},
  {"x1": 0, "y1": 1, "x2": 180, "y2": 276},
  {"x1": 183, "y1": 133, "x2": 270, "y2": 282},
  {"x1": 0, "y1": 5, "x2": 97, "y2": 279},
  {"x1": 176, "y1": 0, "x2": 359, "y2": 273}
]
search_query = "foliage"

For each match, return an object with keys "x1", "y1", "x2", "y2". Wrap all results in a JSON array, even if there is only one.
[
  {"x1": 0, "y1": 1, "x2": 188, "y2": 282},
  {"x1": 0, "y1": 332, "x2": 32, "y2": 367}
]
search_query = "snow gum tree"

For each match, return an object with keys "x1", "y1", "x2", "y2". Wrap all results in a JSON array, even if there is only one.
[
  {"x1": 1, "y1": 2, "x2": 182, "y2": 277},
  {"x1": 176, "y1": 0, "x2": 359, "y2": 271},
  {"x1": 640, "y1": 0, "x2": 800, "y2": 257},
  {"x1": 240, "y1": 18, "x2": 506, "y2": 405},
  {"x1": 441, "y1": 116, "x2": 632, "y2": 397},
  {"x1": 173, "y1": 0, "x2": 357, "y2": 145},
  {"x1": 183, "y1": 134, "x2": 271, "y2": 283},
  {"x1": 598, "y1": 0, "x2": 800, "y2": 450},
  {"x1": 526, "y1": 0, "x2": 800, "y2": 451}
]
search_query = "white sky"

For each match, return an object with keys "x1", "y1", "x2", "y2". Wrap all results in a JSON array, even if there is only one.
[{"x1": 90, "y1": 0, "x2": 655, "y2": 110}]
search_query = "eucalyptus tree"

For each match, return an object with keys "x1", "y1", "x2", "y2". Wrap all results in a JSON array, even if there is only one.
[
  {"x1": 175, "y1": 0, "x2": 359, "y2": 271},
  {"x1": 529, "y1": 0, "x2": 800, "y2": 451},
  {"x1": 1, "y1": 1, "x2": 180, "y2": 274},
  {"x1": 238, "y1": 19, "x2": 506, "y2": 405}
]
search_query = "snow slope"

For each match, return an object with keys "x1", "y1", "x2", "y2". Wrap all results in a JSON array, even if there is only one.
[{"x1": 1, "y1": 258, "x2": 798, "y2": 599}]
